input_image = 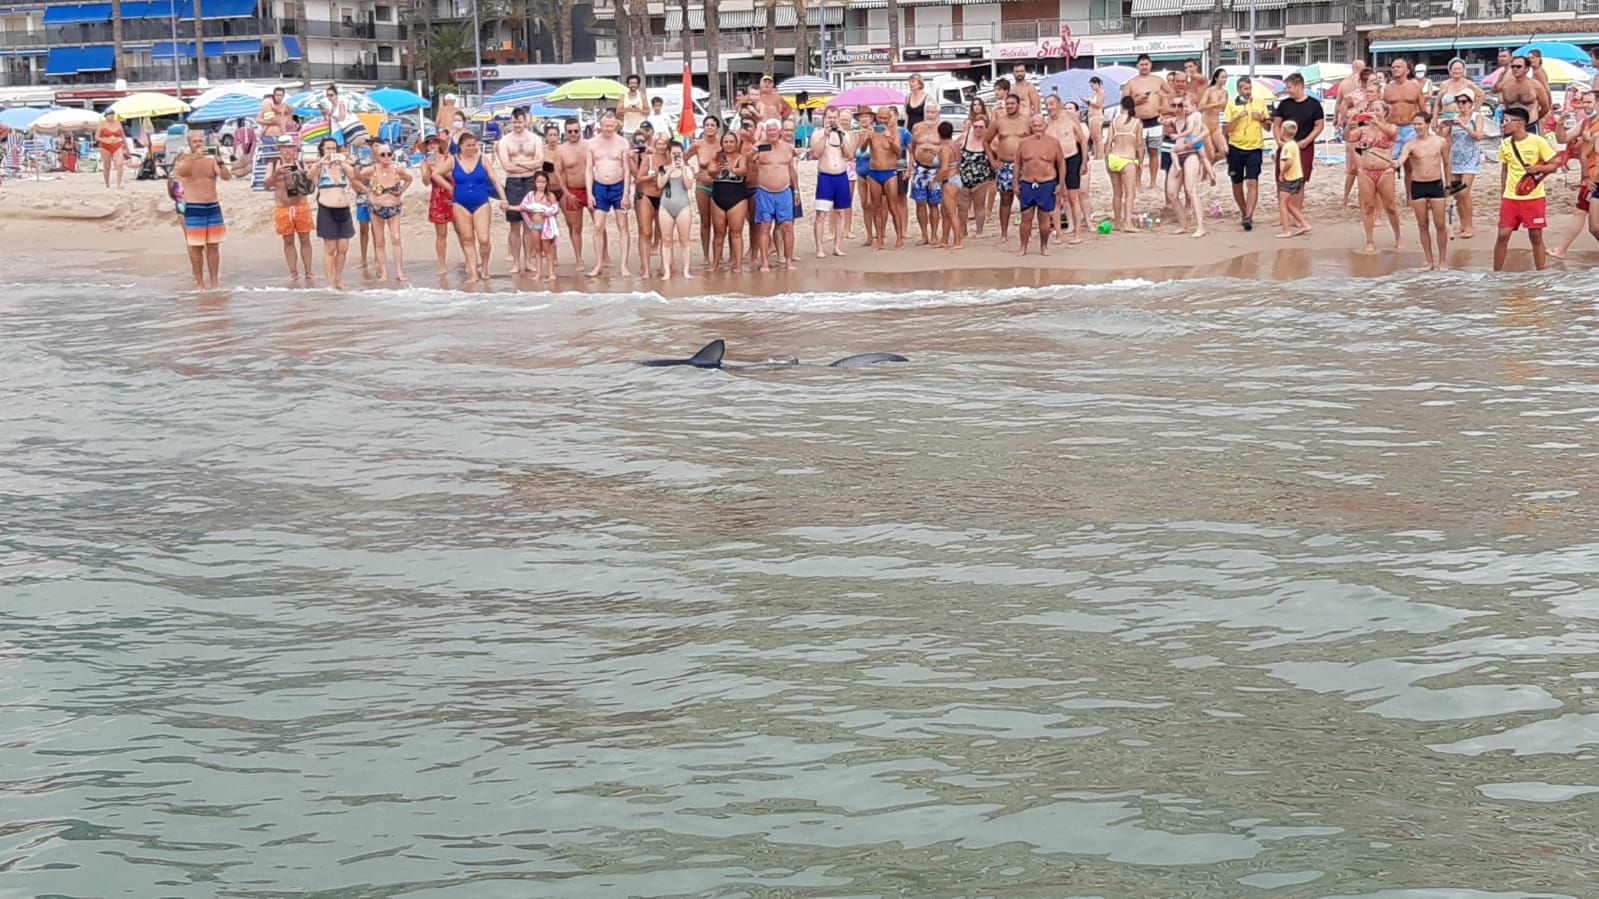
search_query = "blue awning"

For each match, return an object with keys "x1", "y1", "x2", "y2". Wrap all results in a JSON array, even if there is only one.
[
  {"x1": 42, "y1": 3, "x2": 112, "y2": 24},
  {"x1": 280, "y1": 35, "x2": 301, "y2": 61},
  {"x1": 176, "y1": 0, "x2": 256, "y2": 17},
  {"x1": 151, "y1": 38, "x2": 262, "y2": 59},
  {"x1": 1451, "y1": 35, "x2": 1530, "y2": 50},
  {"x1": 120, "y1": 0, "x2": 183, "y2": 19},
  {"x1": 44, "y1": 44, "x2": 114, "y2": 74}
]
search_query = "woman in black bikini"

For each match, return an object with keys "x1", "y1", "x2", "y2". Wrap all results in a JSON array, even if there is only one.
[
  {"x1": 710, "y1": 132, "x2": 749, "y2": 272},
  {"x1": 634, "y1": 132, "x2": 670, "y2": 278}
]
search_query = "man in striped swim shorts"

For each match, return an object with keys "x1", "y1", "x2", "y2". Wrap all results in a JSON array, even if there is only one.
[{"x1": 173, "y1": 129, "x2": 232, "y2": 289}]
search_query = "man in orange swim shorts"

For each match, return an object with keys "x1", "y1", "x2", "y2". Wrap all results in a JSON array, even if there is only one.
[{"x1": 265, "y1": 135, "x2": 316, "y2": 281}]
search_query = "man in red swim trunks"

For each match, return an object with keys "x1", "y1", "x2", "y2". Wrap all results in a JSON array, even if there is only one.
[{"x1": 555, "y1": 119, "x2": 592, "y2": 271}]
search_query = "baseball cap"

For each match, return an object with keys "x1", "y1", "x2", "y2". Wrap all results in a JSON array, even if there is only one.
[{"x1": 276, "y1": 134, "x2": 296, "y2": 145}]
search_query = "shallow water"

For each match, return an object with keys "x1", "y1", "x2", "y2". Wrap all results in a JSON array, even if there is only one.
[{"x1": 4, "y1": 267, "x2": 1599, "y2": 897}]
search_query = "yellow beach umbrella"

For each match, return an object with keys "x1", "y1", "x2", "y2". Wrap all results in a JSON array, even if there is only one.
[{"x1": 109, "y1": 92, "x2": 191, "y2": 120}]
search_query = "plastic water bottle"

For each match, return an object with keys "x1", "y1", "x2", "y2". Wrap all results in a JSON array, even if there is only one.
[{"x1": 1447, "y1": 201, "x2": 1456, "y2": 227}]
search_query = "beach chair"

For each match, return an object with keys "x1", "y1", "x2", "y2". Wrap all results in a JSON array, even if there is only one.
[{"x1": 158, "y1": 124, "x2": 187, "y2": 178}]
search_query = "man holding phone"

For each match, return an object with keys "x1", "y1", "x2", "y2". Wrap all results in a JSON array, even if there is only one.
[
  {"x1": 174, "y1": 129, "x2": 231, "y2": 289},
  {"x1": 752, "y1": 119, "x2": 797, "y2": 271},
  {"x1": 1224, "y1": 75, "x2": 1270, "y2": 231}
]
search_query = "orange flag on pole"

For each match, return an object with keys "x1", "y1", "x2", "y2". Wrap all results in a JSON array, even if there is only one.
[{"x1": 677, "y1": 64, "x2": 697, "y2": 138}]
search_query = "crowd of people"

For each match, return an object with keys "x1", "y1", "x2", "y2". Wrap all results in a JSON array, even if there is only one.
[{"x1": 162, "y1": 51, "x2": 1599, "y2": 289}]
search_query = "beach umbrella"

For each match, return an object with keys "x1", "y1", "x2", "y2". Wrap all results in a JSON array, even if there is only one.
[
  {"x1": 1295, "y1": 62, "x2": 1351, "y2": 86},
  {"x1": 191, "y1": 81, "x2": 287, "y2": 109},
  {"x1": 676, "y1": 65, "x2": 696, "y2": 138},
  {"x1": 29, "y1": 107, "x2": 102, "y2": 134},
  {"x1": 826, "y1": 84, "x2": 906, "y2": 109},
  {"x1": 1092, "y1": 65, "x2": 1140, "y2": 86},
  {"x1": 1037, "y1": 69, "x2": 1122, "y2": 108},
  {"x1": 0, "y1": 106, "x2": 58, "y2": 130},
  {"x1": 472, "y1": 101, "x2": 568, "y2": 122},
  {"x1": 546, "y1": 78, "x2": 628, "y2": 108},
  {"x1": 186, "y1": 92, "x2": 263, "y2": 124},
  {"x1": 286, "y1": 89, "x2": 383, "y2": 117},
  {"x1": 109, "y1": 92, "x2": 190, "y2": 120},
  {"x1": 1482, "y1": 58, "x2": 1593, "y2": 87},
  {"x1": 1513, "y1": 41, "x2": 1592, "y2": 65},
  {"x1": 482, "y1": 80, "x2": 556, "y2": 109},
  {"x1": 367, "y1": 87, "x2": 429, "y2": 114},
  {"x1": 1225, "y1": 76, "x2": 1279, "y2": 100},
  {"x1": 776, "y1": 75, "x2": 833, "y2": 95}
]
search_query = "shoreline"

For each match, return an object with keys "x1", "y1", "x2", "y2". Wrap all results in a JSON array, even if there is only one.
[{"x1": 3, "y1": 161, "x2": 1596, "y2": 292}]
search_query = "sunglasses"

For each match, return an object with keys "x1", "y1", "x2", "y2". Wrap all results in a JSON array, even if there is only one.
[
  {"x1": 377, "y1": 152, "x2": 392, "y2": 158},
  {"x1": 1512, "y1": 64, "x2": 1527, "y2": 69}
]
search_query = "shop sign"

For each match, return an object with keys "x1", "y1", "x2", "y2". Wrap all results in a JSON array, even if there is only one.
[
  {"x1": 1224, "y1": 39, "x2": 1279, "y2": 51},
  {"x1": 901, "y1": 46, "x2": 985, "y2": 63},
  {"x1": 994, "y1": 23, "x2": 1091, "y2": 62},
  {"x1": 827, "y1": 48, "x2": 891, "y2": 66},
  {"x1": 1091, "y1": 37, "x2": 1205, "y2": 57}
]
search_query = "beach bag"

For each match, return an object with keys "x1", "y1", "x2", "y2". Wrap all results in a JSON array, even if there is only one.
[{"x1": 1509, "y1": 137, "x2": 1568, "y2": 195}]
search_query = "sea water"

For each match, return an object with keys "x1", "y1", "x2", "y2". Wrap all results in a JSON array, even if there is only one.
[{"x1": 3, "y1": 267, "x2": 1599, "y2": 896}]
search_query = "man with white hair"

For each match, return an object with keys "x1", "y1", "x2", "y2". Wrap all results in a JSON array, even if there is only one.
[
  {"x1": 809, "y1": 107, "x2": 855, "y2": 257},
  {"x1": 752, "y1": 118, "x2": 798, "y2": 271}
]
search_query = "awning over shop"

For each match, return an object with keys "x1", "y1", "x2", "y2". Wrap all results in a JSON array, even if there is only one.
[
  {"x1": 44, "y1": 44, "x2": 114, "y2": 74},
  {"x1": 150, "y1": 38, "x2": 262, "y2": 59},
  {"x1": 1130, "y1": 0, "x2": 1183, "y2": 14},
  {"x1": 1450, "y1": 35, "x2": 1531, "y2": 49},
  {"x1": 1368, "y1": 37, "x2": 1458, "y2": 52},
  {"x1": 42, "y1": 3, "x2": 111, "y2": 24}
]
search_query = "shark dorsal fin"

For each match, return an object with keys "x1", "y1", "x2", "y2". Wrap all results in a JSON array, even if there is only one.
[{"x1": 687, "y1": 340, "x2": 726, "y2": 367}]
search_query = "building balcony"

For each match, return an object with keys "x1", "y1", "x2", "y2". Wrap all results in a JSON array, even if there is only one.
[
  {"x1": 301, "y1": 60, "x2": 406, "y2": 82},
  {"x1": 1, "y1": 69, "x2": 44, "y2": 86},
  {"x1": 0, "y1": 31, "x2": 50, "y2": 48},
  {"x1": 286, "y1": 19, "x2": 406, "y2": 41}
]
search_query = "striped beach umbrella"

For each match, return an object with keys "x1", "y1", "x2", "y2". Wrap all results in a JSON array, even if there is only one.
[
  {"x1": 482, "y1": 80, "x2": 556, "y2": 109},
  {"x1": 776, "y1": 75, "x2": 833, "y2": 95},
  {"x1": 187, "y1": 92, "x2": 263, "y2": 124}
]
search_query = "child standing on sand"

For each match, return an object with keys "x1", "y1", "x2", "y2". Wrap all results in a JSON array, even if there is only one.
[{"x1": 1276, "y1": 121, "x2": 1312, "y2": 237}]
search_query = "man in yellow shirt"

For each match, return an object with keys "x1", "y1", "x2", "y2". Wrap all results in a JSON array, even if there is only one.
[
  {"x1": 1223, "y1": 75, "x2": 1271, "y2": 231},
  {"x1": 1494, "y1": 107, "x2": 1562, "y2": 271}
]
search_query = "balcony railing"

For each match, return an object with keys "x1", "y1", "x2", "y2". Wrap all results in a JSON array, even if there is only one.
[
  {"x1": 0, "y1": 31, "x2": 49, "y2": 48},
  {"x1": 288, "y1": 19, "x2": 405, "y2": 40},
  {"x1": 1, "y1": 69, "x2": 42, "y2": 86},
  {"x1": 302, "y1": 61, "x2": 406, "y2": 82}
]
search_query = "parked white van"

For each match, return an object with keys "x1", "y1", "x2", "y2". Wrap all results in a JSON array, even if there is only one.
[{"x1": 836, "y1": 72, "x2": 975, "y2": 108}]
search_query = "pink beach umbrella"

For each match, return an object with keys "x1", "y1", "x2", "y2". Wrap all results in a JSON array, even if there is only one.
[{"x1": 826, "y1": 85, "x2": 907, "y2": 109}]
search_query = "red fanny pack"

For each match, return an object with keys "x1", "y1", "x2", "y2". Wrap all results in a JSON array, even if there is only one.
[{"x1": 1511, "y1": 141, "x2": 1568, "y2": 194}]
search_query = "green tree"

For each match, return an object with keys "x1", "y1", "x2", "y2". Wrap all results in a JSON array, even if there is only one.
[{"x1": 423, "y1": 23, "x2": 473, "y2": 93}]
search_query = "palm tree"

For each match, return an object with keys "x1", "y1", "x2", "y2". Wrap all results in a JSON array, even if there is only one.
[
  {"x1": 762, "y1": 0, "x2": 776, "y2": 74},
  {"x1": 886, "y1": 0, "x2": 901, "y2": 68},
  {"x1": 679, "y1": 0, "x2": 690, "y2": 66},
  {"x1": 425, "y1": 23, "x2": 473, "y2": 91},
  {"x1": 111, "y1": 0, "x2": 123, "y2": 83},
  {"x1": 705, "y1": 0, "x2": 722, "y2": 117},
  {"x1": 1342, "y1": 0, "x2": 1360, "y2": 63},
  {"x1": 793, "y1": 0, "x2": 809, "y2": 75},
  {"x1": 192, "y1": 0, "x2": 205, "y2": 81},
  {"x1": 615, "y1": 0, "x2": 634, "y2": 79},
  {"x1": 555, "y1": 0, "x2": 578, "y2": 63},
  {"x1": 1210, "y1": 0, "x2": 1224, "y2": 73}
]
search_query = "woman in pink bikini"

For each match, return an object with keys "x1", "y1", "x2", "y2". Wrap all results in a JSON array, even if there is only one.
[{"x1": 1352, "y1": 101, "x2": 1405, "y2": 254}]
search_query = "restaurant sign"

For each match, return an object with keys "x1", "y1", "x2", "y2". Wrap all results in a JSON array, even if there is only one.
[
  {"x1": 1091, "y1": 37, "x2": 1206, "y2": 57},
  {"x1": 901, "y1": 46, "x2": 986, "y2": 63},
  {"x1": 993, "y1": 24, "x2": 1092, "y2": 62}
]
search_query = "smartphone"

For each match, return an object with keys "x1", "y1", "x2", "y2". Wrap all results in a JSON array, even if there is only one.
[
  {"x1": 1441, "y1": 111, "x2": 1458, "y2": 120},
  {"x1": 541, "y1": 160, "x2": 555, "y2": 173},
  {"x1": 756, "y1": 143, "x2": 772, "y2": 152},
  {"x1": 873, "y1": 123, "x2": 887, "y2": 133}
]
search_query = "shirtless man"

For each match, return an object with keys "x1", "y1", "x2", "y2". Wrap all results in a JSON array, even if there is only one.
[
  {"x1": 173, "y1": 130, "x2": 231, "y2": 289},
  {"x1": 585, "y1": 113, "x2": 633, "y2": 277},
  {"x1": 1335, "y1": 61, "x2": 1368, "y2": 130},
  {"x1": 985, "y1": 92, "x2": 1030, "y2": 242},
  {"x1": 496, "y1": 108, "x2": 544, "y2": 274},
  {"x1": 1011, "y1": 64, "x2": 1041, "y2": 118},
  {"x1": 755, "y1": 75, "x2": 792, "y2": 123},
  {"x1": 1181, "y1": 59, "x2": 1207, "y2": 108},
  {"x1": 1383, "y1": 58, "x2": 1425, "y2": 197},
  {"x1": 863, "y1": 105, "x2": 905, "y2": 251},
  {"x1": 555, "y1": 119, "x2": 592, "y2": 271},
  {"x1": 1393, "y1": 110, "x2": 1454, "y2": 271},
  {"x1": 1124, "y1": 53, "x2": 1173, "y2": 190},
  {"x1": 264, "y1": 135, "x2": 316, "y2": 281},
  {"x1": 751, "y1": 119, "x2": 797, "y2": 271},
  {"x1": 1046, "y1": 95, "x2": 1087, "y2": 244},
  {"x1": 992, "y1": 78, "x2": 1012, "y2": 112},
  {"x1": 259, "y1": 87, "x2": 291, "y2": 140},
  {"x1": 909, "y1": 104, "x2": 949, "y2": 246},
  {"x1": 692, "y1": 117, "x2": 723, "y2": 258},
  {"x1": 1494, "y1": 55, "x2": 1552, "y2": 135},
  {"x1": 1014, "y1": 115, "x2": 1066, "y2": 257},
  {"x1": 810, "y1": 107, "x2": 855, "y2": 257}
]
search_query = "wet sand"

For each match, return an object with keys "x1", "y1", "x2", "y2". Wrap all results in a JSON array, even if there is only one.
[{"x1": 4, "y1": 157, "x2": 1596, "y2": 289}]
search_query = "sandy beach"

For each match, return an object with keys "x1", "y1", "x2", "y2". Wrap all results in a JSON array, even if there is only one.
[{"x1": 4, "y1": 150, "x2": 1596, "y2": 289}]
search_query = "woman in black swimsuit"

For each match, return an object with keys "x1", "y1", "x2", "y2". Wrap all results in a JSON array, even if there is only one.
[
  {"x1": 905, "y1": 74, "x2": 928, "y2": 128},
  {"x1": 955, "y1": 116, "x2": 996, "y2": 239},
  {"x1": 710, "y1": 132, "x2": 749, "y2": 272}
]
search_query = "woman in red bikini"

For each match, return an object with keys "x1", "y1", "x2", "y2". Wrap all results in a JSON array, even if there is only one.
[
  {"x1": 98, "y1": 111, "x2": 127, "y2": 189},
  {"x1": 1352, "y1": 102, "x2": 1404, "y2": 254}
]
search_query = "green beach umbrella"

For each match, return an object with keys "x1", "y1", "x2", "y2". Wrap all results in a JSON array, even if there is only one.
[{"x1": 546, "y1": 78, "x2": 628, "y2": 108}]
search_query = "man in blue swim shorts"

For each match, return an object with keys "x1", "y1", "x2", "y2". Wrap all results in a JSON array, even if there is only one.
[
  {"x1": 585, "y1": 113, "x2": 633, "y2": 277},
  {"x1": 1014, "y1": 115, "x2": 1066, "y2": 257},
  {"x1": 985, "y1": 92, "x2": 1028, "y2": 242},
  {"x1": 1383, "y1": 57, "x2": 1425, "y2": 199},
  {"x1": 752, "y1": 119, "x2": 799, "y2": 271}
]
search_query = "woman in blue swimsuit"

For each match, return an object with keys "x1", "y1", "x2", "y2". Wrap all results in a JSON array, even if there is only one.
[{"x1": 443, "y1": 132, "x2": 505, "y2": 283}]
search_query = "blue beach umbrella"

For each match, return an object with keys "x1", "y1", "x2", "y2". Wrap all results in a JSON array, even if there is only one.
[
  {"x1": 482, "y1": 80, "x2": 556, "y2": 110},
  {"x1": 285, "y1": 89, "x2": 382, "y2": 117},
  {"x1": 0, "y1": 106, "x2": 58, "y2": 129},
  {"x1": 1037, "y1": 69, "x2": 1122, "y2": 109},
  {"x1": 1513, "y1": 41, "x2": 1592, "y2": 66},
  {"x1": 187, "y1": 92, "x2": 263, "y2": 124},
  {"x1": 366, "y1": 86, "x2": 429, "y2": 114}
]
